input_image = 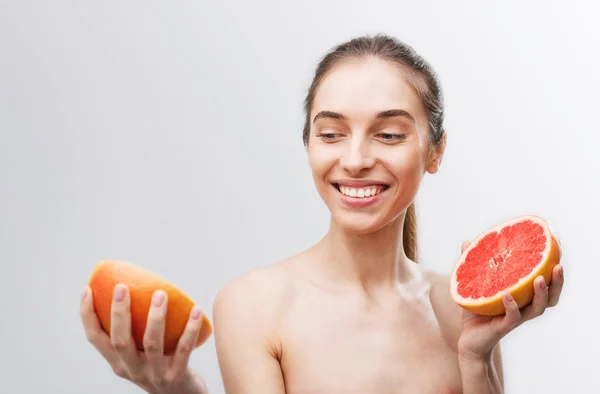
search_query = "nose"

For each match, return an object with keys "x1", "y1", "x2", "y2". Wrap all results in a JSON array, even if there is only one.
[{"x1": 339, "y1": 137, "x2": 376, "y2": 175}]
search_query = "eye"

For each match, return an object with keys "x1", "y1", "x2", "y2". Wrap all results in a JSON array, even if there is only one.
[
  {"x1": 376, "y1": 132, "x2": 406, "y2": 143},
  {"x1": 315, "y1": 132, "x2": 344, "y2": 142}
]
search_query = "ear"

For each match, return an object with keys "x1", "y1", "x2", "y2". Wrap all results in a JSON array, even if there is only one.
[{"x1": 426, "y1": 132, "x2": 447, "y2": 174}]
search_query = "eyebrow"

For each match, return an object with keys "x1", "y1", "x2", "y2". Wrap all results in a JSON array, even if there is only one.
[{"x1": 312, "y1": 109, "x2": 415, "y2": 123}]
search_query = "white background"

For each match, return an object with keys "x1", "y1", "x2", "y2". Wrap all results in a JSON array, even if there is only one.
[{"x1": 1, "y1": 1, "x2": 598, "y2": 393}]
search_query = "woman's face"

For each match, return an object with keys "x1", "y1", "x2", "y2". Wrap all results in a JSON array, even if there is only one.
[{"x1": 307, "y1": 58, "x2": 445, "y2": 234}]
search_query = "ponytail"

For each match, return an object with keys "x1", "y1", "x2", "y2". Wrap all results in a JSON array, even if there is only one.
[{"x1": 403, "y1": 203, "x2": 418, "y2": 263}]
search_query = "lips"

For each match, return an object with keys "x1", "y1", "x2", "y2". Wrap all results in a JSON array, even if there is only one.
[{"x1": 330, "y1": 179, "x2": 391, "y2": 208}]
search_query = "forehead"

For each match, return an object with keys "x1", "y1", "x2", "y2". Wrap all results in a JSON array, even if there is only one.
[{"x1": 312, "y1": 58, "x2": 426, "y2": 121}]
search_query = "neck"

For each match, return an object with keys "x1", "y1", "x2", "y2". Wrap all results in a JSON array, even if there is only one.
[{"x1": 314, "y1": 213, "x2": 419, "y2": 291}]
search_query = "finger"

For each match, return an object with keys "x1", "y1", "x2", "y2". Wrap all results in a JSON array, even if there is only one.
[
  {"x1": 170, "y1": 306, "x2": 203, "y2": 374},
  {"x1": 522, "y1": 276, "x2": 549, "y2": 321},
  {"x1": 110, "y1": 284, "x2": 143, "y2": 378},
  {"x1": 547, "y1": 265, "x2": 564, "y2": 307},
  {"x1": 496, "y1": 292, "x2": 521, "y2": 335},
  {"x1": 144, "y1": 290, "x2": 168, "y2": 378},
  {"x1": 461, "y1": 240, "x2": 471, "y2": 254},
  {"x1": 79, "y1": 286, "x2": 121, "y2": 367}
]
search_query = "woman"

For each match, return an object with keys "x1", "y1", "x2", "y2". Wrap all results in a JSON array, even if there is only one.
[{"x1": 79, "y1": 34, "x2": 564, "y2": 394}]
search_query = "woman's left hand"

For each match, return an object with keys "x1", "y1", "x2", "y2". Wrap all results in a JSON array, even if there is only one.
[{"x1": 456, "y1": 240, "x2": 564, "y2": 362}]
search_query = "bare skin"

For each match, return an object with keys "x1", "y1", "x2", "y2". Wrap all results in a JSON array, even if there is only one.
[
  {"x1": 80, "y1": 56, "x2": 564, "y2": 394},
  {"x1": 215, "y1": 241, "x2": 468, "y2": 393},
  {"x1": 213, "y1": 232, "x2": 562, "y2": 394}
]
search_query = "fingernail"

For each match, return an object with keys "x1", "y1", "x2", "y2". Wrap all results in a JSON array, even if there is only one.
[
  {"x1": 505, "y1": 293, "x2": 513, "y2": 302},
  {"x1": 81, "y1": 287, "x2": 89, "y2": 301},
  {"x1": 152, "y1": 290, "x2": 165, "y2": 307},
  {"x1": 540, "y1": 278, "x2": 547, "y2": 290},
  {"x1": 191, "y1": 306, "x2": 202, "y2": 320},
  {"x1": 113, "y1": 285, "x2": 126, "y2": 302},
  {"x1": 559, "y1": 266, "x2": 564, "y2": 278}
]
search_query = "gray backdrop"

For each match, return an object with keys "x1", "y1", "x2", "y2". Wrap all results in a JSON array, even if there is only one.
[{"x1": 1, "y1": 1, "x2": 598, "y2": 393}]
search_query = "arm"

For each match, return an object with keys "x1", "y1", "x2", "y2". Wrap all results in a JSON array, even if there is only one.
[
  {"x1": 213, "y1": 279, "x2": 286, "y2": 394},
  {"x1": 426, "y1": 271, "x2": 504, "y2": 393},
  {"x1": 458, "y1": 343, "x2": 504, "y2": 394},
  {"x1": 455, "y1": 239, "x2": 563, "y2": 394}
]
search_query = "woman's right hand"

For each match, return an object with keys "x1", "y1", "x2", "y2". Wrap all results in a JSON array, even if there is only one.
[{"x1": 79, "y1": 284, "x2": 209, "y2": 394}]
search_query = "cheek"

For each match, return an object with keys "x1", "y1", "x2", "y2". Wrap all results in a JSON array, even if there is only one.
[
  {"x1": 307, "y1": 145, "x2": 335, "y2": 178},
  {"x1": 383, "y1": 146, "x2": 427, "y2": 179}
]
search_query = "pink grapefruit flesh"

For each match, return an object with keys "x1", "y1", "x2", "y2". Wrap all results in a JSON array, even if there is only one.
[{"x1": 450, "y1": 215, "x2": 561, "y2": 316}]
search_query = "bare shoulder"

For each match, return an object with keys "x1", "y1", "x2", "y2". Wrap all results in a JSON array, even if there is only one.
[
  {"x1": 213, "y1": 261, "x2": 290, "y2": 307},
  {"x1": 212, "y1": 254, "x2": 303, "y2": 346},
  {"x1": 211, "y1": 256, "x2": 303, "y2": 393},
  {"x1": 213, "y1": 259, "x2": 295, "y2": 325},
  {"x1": 423, "y1": 269, "x2": 464, "y2": 345},
  {"x1": 424, "y1": 270, "x2": 462, "y2": 321}
]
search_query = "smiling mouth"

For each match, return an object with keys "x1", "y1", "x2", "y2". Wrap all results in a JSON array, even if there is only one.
[{"x1": 332, "y1": 183, "x2": 390, "y2": 198}]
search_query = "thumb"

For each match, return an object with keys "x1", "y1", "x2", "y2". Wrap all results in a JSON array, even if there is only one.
[{"x1": 461, "y1": 240, "x2": 471, "y2": 254}]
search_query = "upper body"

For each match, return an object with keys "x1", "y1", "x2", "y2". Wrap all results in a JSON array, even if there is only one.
[
  {"x1": 79, "y1": 34, "x2": 563, "y2": 394},
  {"x1": 213, "y1": 245, "x2": 503, "y2": 394}
]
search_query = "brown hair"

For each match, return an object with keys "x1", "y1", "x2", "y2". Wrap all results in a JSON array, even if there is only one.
[{"x1": 302, "y1": 34, "x2": 446, "y2": 263}]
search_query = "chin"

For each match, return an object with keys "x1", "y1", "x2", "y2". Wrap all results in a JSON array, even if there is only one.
[{"x1": 330, "y1": 210, "x2": 397, "y2": 235}]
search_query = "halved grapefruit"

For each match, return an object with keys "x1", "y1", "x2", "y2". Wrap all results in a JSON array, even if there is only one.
[
  {"x1": 450, "y1": 215, "x2": 561, "y2": 316},
  {"x1": 88, "y1": 260, "x2": 213, "y2": 354}
]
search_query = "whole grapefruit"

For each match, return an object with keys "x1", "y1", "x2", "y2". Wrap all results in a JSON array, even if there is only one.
[
  {"x1": 450, "y1": 215, "x2": 562, "y2": 316},
  {"x1": 88, "y1": 260, "x2": 213, "y2": 354}
]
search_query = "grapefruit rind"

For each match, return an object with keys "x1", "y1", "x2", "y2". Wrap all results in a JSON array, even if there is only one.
[
  {"x1": 88, "y1": 259, "x2": 213, "y2": 354},
  {"x1": 450, "y1": 215, "x2": 561, "y2": 316}
]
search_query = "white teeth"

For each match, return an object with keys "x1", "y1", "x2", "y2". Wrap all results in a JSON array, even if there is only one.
[{"x1": 338, "y1": 185, "x2": 385, "y2": 198}]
